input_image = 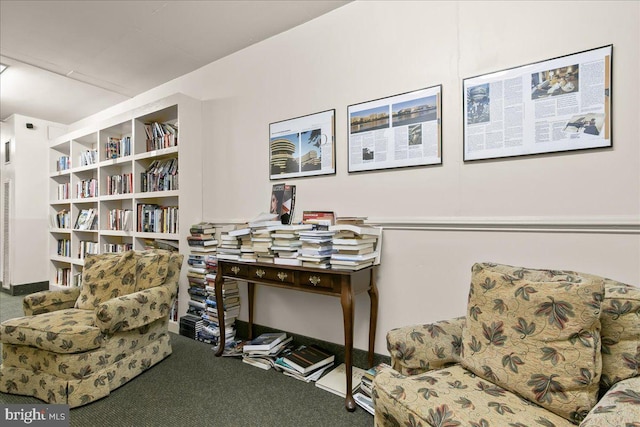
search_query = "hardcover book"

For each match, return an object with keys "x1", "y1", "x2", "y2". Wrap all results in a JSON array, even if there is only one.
[
  {"x1": 282, "y1": 345, "x2": 335, "y2": 374},
  {"x1": 315, "y1": 363, "x2": 367, "y2": 398}
]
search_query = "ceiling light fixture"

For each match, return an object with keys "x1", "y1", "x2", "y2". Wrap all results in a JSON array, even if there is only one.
[{"x1": 0, "y1": 64, "x2": 8, "y2": 74}]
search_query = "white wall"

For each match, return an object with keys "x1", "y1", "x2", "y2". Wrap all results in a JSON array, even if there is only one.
[
  {"x1": 1, "y1": 116, "x2": 66, "y2": 287},
  {"x1": 67, "y1": 1, "x2": 640, "y2": 354}
]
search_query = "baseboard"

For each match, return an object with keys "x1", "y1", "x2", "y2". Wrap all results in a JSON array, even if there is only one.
[
  {"x1": 234, "y1": 321, "x2": 391, "y2": 370},
  {"x1": 1, "y1": 281, "x2": 49, "y2": 296}
]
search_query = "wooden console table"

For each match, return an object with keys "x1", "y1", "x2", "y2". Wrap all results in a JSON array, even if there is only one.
[{"x1": 213, "y1": 259, "x2": 379, "y2": 411}]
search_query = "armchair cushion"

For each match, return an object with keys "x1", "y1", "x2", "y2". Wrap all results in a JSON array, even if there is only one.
[
  {"x1": 460, "y1": 262, "x2": 604, "y2": 423},
  {"x1": 134, "y1": 250, "x2": 170, "y2": 291},
  {"x1": 95, "y1": 285, "x2": 174, "y2": 334},
  {"x1": 76, "y1": 251, "x2": 137, "y2": 310},
  {"x1": 386, "y1": 316, "x2": 465, "y2": 376},
  {"x1": 580, "y1": 376, "x2": 640, "y2": 426},
  {"x1": 23, "y1": 288, "x2": 81, "y2": 316},
  {"x1": 599, "y1": 281, "x2": 640, "y2": 389},
  {"x1": 0, "y1": 309, "x2": 102, "y2": 353},
  {"x1": 373, "y1": 364, "x2": 573, "y2": 427}
]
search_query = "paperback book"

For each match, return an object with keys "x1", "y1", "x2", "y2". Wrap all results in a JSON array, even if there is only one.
[{"x1": 243, "y1": 332, "x2": 287, "y2": 352}]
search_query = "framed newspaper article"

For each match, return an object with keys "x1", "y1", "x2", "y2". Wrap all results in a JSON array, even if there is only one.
[
  {"x1": 463, "y1": 45, "x2": 612, "y2": 162},
  {"x1": 269, "y1": 109, "x2": 336, "y2": 180},
  {"x1": 348, "y1": 85, "x2": 442, "y2": 173}
]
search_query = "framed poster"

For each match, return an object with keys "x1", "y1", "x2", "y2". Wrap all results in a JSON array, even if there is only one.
[
  {"x1": 348, "y1": 85, "x2": 442, "y2": 172},
  {"x1": 269, "y1": 109, "x2": 336, "y2": 180},
  {"x1": 463, "y1": 45, "x2": 612, "y2": 161}
]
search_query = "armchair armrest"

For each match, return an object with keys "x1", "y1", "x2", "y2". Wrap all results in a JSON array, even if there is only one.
[
  {"x1": 95, "y1": 285, "x2": 174, "y2": 334},
  {"x1": 580, "y1": 376, "x2": 640, "y2": 426},
  {"x1": 386, "y1": 316, "x2": 465, "y2": 376},
  {"x1": 23, "y1": 288, "x2": 81, "y2": 316}
]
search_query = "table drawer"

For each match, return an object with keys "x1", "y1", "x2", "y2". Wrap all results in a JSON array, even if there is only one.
[
  {"x1": 298, "y1": 272, "x2": 336, "y2": 290},
  {"x1": 249, "y1": 266, "x2": 295, "y2": 284},
  {"x1": 221, "y1": 263, "x2": 249, "y2": 278}
]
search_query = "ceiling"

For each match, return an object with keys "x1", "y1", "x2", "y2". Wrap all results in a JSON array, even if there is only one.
[{"x1": 0, "y1": 0, "x2": 351, "y2": 125}]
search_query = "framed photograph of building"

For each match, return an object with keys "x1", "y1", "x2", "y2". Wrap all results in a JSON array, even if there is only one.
[
  {"x1": 269, "y1": 109, "x2": 336, "y2": 180},
  {"x1": 463, "y1": 45, "x2": 612, "y2": 161},
  {"x1": 347, "y1": 85, "x2": 442, "y2": 173}
]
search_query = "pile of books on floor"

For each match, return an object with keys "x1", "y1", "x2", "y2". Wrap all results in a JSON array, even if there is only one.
[
  {"x1": 240, "y1": 332, "x2": 335, "y2": 382},
  {"x1": 352, "y1": 362, "x2": 390, "y2": 415},
  {"x1": 241, "y1": 331, "x2": 293, "y2": 370},
  {"x1": 276, "y1": 343, "x2": 335, "y2": 382},
  {"x1": 201, "y1": 278, "x2": 240, "y2": 345},
  {"x1": 186, "y1": 222, "x2": 218, "y2": 319}
]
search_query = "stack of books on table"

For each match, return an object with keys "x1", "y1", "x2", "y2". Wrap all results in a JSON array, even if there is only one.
[
  {"x1": 245, "y1": 213, "x2": 281, "y2": 263},
  {"x1": 297, "y1": 229, "x2": 335, "y2": 268},
  {"x1": 274, "y1": 344, "x2": 335, "y2": 382},
  {"x1": 328, "y1": 224, "x2": 382, "y2": 271},
  {"x1": 217, "y1": 225, "x2": 244, "y2": 261},
  {"x1": 241, "y1": 332, "x2": 293, "y2": 370},
  {"x1": 270, "y1": 224, "x2": 314, "y2": 266}
]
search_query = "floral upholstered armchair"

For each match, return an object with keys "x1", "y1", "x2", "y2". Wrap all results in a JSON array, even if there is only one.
[
  {"x1": 0, "y1": 249, "x2": 183, "y2": 407},
  {"x1": 373, "y1": 262, "x2": 640, "y2": 426}
]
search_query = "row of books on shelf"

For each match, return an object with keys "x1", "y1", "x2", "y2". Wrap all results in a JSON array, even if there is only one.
[
  {"x1": 57, "y1": 183, "x2": 70, "y2": 200},
  {"x1": 56, "y1": 156, "x2": 71, "y2": 172},
  {"x1": 76, "y1": 178, "x2": 98, "y2": 198},
  {"x1": 78, "y1": 241, "x2": 99, "y2": 258},
  {"x1": 106, "y1": 136, "x2": 131, "y2": 159},
  {"x1": 53, "y1": 267, "x2": 81, "y2": 287},
  {"x1": 106, "y1": 173, "x2": 133, "y2": 195},
  {"x1": 107, "y1": 209, "x2": 133, "y2": 231},
  {"x1": 56, "y1": 238, "x2": 70, "y2": 257},
  {"x1": 78, "y1": 149, "x2": 99, "y2": 166},
  {"x1": 75, "y1": 208, "x2": 97, "y2": 230},
  {"x1": 137, "y1": 204, "x2": 179, "y2": 233},
  {"x1": 144, "y1": 122, "x2": 178, "y2": 151},
  {"x1": 140, "y1": 158, "x2": 178, "y2": 192},
  {"x1": 51, "y1": 205, "x2": 177, "y2": 234}
]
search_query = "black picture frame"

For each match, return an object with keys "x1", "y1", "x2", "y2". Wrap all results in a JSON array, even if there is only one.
[
  {"x1": 347, "y1": 85, "x2": 442, "y2": 173},
  {"x1": 463, "y1": 45, "x2": 612, "y2": 162},
  {"x1": 269, "y1": 109, "x2": 336, "y2": 180}
]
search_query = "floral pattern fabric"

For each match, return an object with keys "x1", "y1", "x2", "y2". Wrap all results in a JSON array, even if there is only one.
[
  {"x1": 374, "y1": 364, "x2": 574, "y2": 427},
  {"x1": 461, "y1": 263, "x2": 604, "y2": 423},
  {"x1": 0, "y1": 309, "x2": 102, "y2": 353},
  {"x1": 134, "y1": 250, "x2": 170, "y2": 291},
  {"x1": 386, "y1": 316, "x2": 465, "y2": 376},
  {"x1": 0, "y1": 250, "x2": 183, "y2": 408},
  {"x1": 373, "y1": 262, "x2": 639, "y2": 427},
  {"x1": 23, "y1": 288, "x2": 80, "y2": 316},
  {"x1": 76, "y1": 251, "x2": 137, "y2": 310}
]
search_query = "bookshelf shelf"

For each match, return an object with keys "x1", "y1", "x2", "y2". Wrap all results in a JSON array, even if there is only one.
[{"x1": 48, "y1": 94, "x2": 203, "y2": 325}]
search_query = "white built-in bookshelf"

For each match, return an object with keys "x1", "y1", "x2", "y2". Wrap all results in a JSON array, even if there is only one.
[{"x1": 48, "y1": 93, "x2": 203, "y2": 332}]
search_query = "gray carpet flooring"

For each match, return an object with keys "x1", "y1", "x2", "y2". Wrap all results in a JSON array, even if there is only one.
[{"x1": 0, "y1": 291, "x2": 375, "y2": 426}]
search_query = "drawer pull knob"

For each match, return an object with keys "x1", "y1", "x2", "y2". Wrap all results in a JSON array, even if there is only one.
[
  {"x1": 231, "y1": 266, "x2": 240, "y2": 275},
  {"x1": 277, "y1": 272, "x2": 288, "y2": 281},
  {"x1": 256, "y1": 269, "x2": 265, "y2": 278},
  {"x1": 309, "y1": 276, "x2": 321, "y2": 286}
]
